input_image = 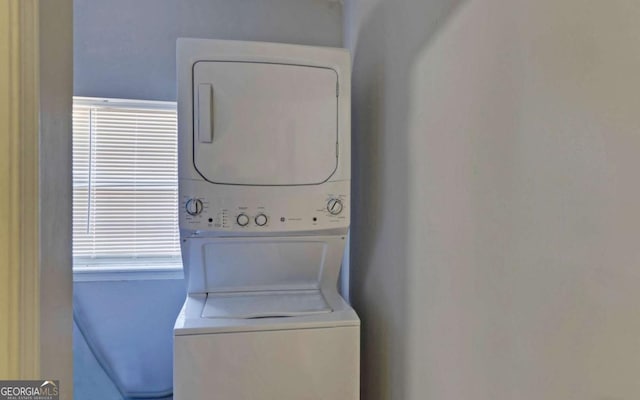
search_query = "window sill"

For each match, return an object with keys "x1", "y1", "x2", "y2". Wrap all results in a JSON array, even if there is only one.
[{"x1": 73, "y1": 266, "x2": 184, "y2": 282}]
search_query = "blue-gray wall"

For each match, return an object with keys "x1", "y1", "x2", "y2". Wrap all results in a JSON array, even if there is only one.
[
  {"x1": 74, "y1": 0, "x2": 343, "y2": 101},
  {"x1": 73, "y1": 1, "x2": 343, "y2": 398}
]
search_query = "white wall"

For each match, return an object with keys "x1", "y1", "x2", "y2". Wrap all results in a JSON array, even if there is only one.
[
  {"x1": 74, "y1": 0, "x2": 343, "y2": 101},
  {"x1": 346, "y1": 0, "x2": 640, "y2": 399}
]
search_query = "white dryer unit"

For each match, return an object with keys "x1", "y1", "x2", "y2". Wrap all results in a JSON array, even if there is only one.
[{"x1": 174, "y1": 39, "x2": 359, "y2": 400}]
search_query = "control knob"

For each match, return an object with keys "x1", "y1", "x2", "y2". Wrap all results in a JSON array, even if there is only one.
[
  {"x1": 255, "y1": 214, "x2": 268, "y2": 226},
  {"x1": 327, "y1": 198, "x2": 344, "y2": 215},
  {"x1": 185, "y1": 198, "x2": 203, "y2": 216},
  {"x1": 236, "y1": 213, "x2": 250, "y2": 227}
]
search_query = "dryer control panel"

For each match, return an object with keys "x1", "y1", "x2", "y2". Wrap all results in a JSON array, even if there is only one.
[{"x1": 179, "y1": 179, "x2": 350, "y2": 234}]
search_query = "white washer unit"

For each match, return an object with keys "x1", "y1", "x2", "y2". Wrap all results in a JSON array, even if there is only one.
[{"x1": 174, "y1": 39, "x2": 359, "y2": 400}]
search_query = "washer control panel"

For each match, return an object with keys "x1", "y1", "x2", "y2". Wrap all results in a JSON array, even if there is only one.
[{"x1": 180, "y1": 180, "x2": 349, "y2": 233}]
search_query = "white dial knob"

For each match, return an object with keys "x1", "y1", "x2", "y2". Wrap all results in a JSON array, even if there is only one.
[
  {"x1": 327, "y1": 198, "x2": 344, "y2": 215},
  {"x1": 255, "y1": 214, "x2": 268, "y2": 226},
  {"x1": 236, "y1": 213, "x2": 250, "y2": 227},
  {"x1": 185, "y1": 198, "x2": 203, "y2": 216}
]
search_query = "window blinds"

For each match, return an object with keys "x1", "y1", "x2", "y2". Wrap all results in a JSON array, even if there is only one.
[{"x1": 72, "y1": 98, "x2": 181, "y2": 270}]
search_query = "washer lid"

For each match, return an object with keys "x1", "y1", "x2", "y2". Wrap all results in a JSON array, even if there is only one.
[
  {"x1": 201, "y1": 290, "x2": 331, "y2": 319},
  {"x1": 192, "y1": 61, "x2": 338, "y2": 186}
]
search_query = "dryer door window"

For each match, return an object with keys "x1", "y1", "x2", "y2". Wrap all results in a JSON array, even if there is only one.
[{"x1": 192, "y1": 61, "x2": 338, "y2": 186}]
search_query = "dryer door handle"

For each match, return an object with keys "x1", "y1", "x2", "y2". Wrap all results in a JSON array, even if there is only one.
[{"x1": 197, "y1": 83, "x2": 213, "y2": 143}]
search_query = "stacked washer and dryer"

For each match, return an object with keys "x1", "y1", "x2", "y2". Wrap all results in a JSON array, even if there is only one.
[{"x1": 173, "y1": 39, "x2": 360, "y2": 399}]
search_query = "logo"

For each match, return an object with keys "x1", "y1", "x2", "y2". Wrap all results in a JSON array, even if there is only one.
[{"x1": 0, "y1": 380, "x2": 59, "y2": 400}]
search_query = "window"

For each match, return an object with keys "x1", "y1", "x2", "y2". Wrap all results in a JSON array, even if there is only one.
[{"x1": 72, "y1": 97, "x2": 181, "y2": 272}]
